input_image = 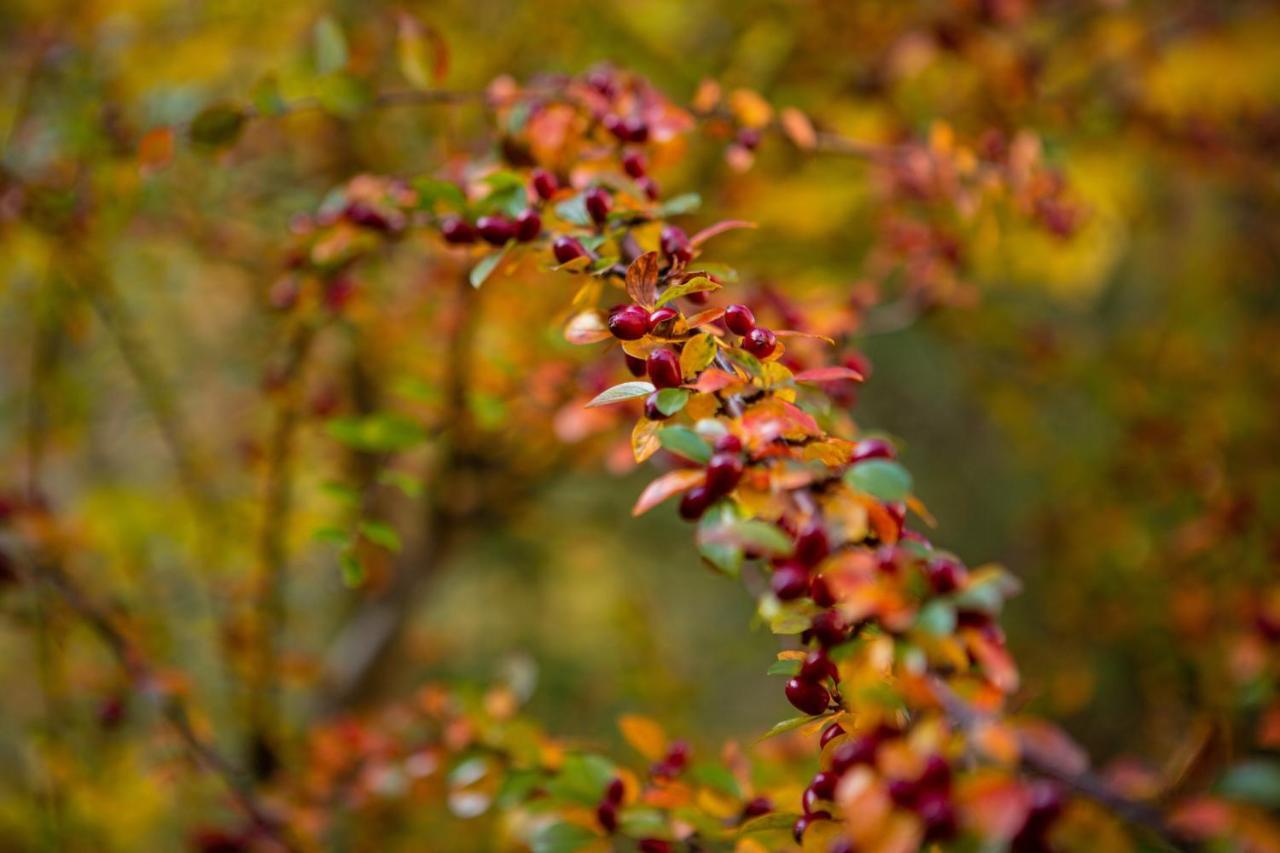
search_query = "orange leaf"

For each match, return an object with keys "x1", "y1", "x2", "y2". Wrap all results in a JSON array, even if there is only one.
[
  {"x1": 684, "y1": 306, "x2": 727, "y2": 329},
  {"x1": 138, "y1": 127, "x2": 175, "y2": 173},
  {"x1": 793, "y1": 366, "x2": 864, "y2": 383},
  {"x1": 780, "y1": 107, "x2": 817, "y2": 151},
  {"x1": 632, "y1": 469, "x2": 705, "y2": 516},
  {"x1": 776, "y1": 329, "x2": 836, "y2": 346},
  {"x1": 956, "y1": 771, "x2": 1031, "y2": 841},
  {"x1": 625, "y1": 251, "x2": 660, "y2": 308},
  {"x1": 689, "y1": 368, "x2": 739, "y2": 393},
  {"x1": 619, "y1": 714, "x2": 668, "y2": 762}
]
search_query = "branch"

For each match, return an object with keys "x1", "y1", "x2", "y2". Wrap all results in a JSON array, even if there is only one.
[{"x1": 930, "y1": 678, "x2": 1197, "y2": 852}]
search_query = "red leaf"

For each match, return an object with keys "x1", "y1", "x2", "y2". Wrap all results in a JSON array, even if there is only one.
[
  {"x1": 689, "y1": 368, "x2": 740, "y2": 393},
  {"x1": 632, "y1": 469, "x2": 705, "y2": 516},
  {"x1": 793, "y1": 366, "x2": 864, "y2": 383},
  {"x1": 689, "y1": 219, "x2": 757, "y2": 248}
]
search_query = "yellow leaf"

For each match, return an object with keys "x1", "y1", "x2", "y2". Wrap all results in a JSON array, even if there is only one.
[
  {"x1": 679, "y1": 333, "x2": 718, "y2": 379},
  {"x1": 619, "y1": 714, "x2": 667, "y2": 762},
  {"x1": 632, "y1": 419, "x2": 662, "y2": 464},
  {"x1": 729, "y1": 88, "x2": 774, "y2": 129}
]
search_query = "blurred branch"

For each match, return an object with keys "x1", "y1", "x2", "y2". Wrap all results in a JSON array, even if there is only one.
[
  {"x1": 930, "y1": 678, "x2": 1197, "y2": 852},
  {"x1": 10, "y1": 551, "x2": 290, "y2": 846}
]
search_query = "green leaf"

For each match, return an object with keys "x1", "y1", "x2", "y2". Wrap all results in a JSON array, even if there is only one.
[
  {"x1": 659, "y1": 193, "x2": 702, "y2": 216},
  {"x1": 470, "y1": 246, "x2": 510, "y2": 289},
  {"x1": 690, "y1": 763, "x2": 742, "y2": 797},
  {"x1": 316, "y1": 73, "x2": 371, "y2": 118},
  {"x1": 653, "y1": 388, "x2": 690, "y2": 416},
  {"x1": 657, "y1": 426, "x2": 712, "y2": 463},
  {"x1": 326, "y1": 413, "x2": 428, "y2": 453},
  {"x1": 313, "y1": 15, "x2": 349, "y2": 74},
  {"x1": 766, "y1": 658, "x2": 801, "y2": 676},
  {"x1": 554, "y1": 194, "x2": 592, "y2": 227},
  {"x1": 845, "y1": 459, "x2": 913, "y2": 502},
  {"x1": 915, "y1": 600, "x2": 957, "y2": 635},
  {"x1": 189, "y1": 104, "x2": 246, "y2": 148},
  {"x1": 618, "y1": 807, "x2": 670, "y2": 838},
  {"x1": 758, "y1": 713, "x2": 830, "y2": 741},
  {"x1": 529, "y1": 821, "x2": 597, "y2": 853},
  {"x1": 656, "y1": 276, "x2": 719, "y2": 307},
  {"x1": 358, "y1": 520, "x2": 402, "y2": 552},
  {"x1": 413, "y1": 178, "x2": 467, "y2": 212},
  {"x1": 738, "y1": 811, "x2": 802, "y2": 835},
  {"x1": 250, "y1": 76, "x2": 286, "y2": 117},
  {"x1": 338, "y1": 550, "x2": 363, "y2": 587},
  {"x1": 377, "y1": 470, "x2": 423, "y2": 498},
  {"x1": 952, "y1": 567, "x2": 1020, "y2": 614},
  {"x1": 312, "y1": 525, "x2": 351, "y2": 547},
  {"x1": 585, "y1": 381, "x2": 655, "y2": 408},
  {"x1": 544, "y1": 753, "x2": 616, "y2": 805},
  {"x1": 1217, "y1": 761, "x2": 1280, "y2": 807}
]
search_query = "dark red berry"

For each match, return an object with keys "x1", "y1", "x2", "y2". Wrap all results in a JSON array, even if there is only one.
[
  {"x1": 793, "y1": 812, "x2": 830, "y2": 844},
  {"x1": 810, "y1": 575, "x2": 836, "y2": 607},
  {"x1": 476, "y1": 215, "x2": 515, "y2": 245},
  {"x1": 345, "y1": 201, "x2": 394, "y2": 232},
  {"x1": 819, "y1": 722, "x2": 845, "y2": 749},
  {"x1": 704, "y1": 452, "x2": 744, "y2": 499},
  {"x1": 622, "y1": 150, "x2": 647, "y2": 178},
  {"x1": 794, "y1": 521, "x2": 830, "y2": 567},
  {"x1": 918, "y1": 791, "x2": 957, "y2": 840},
  {"x1": 888, "y1": 778, "x2": 919, "y2": 807},
  {"x1": 625, "y1": 353, "x2": 647, "y2": 377},
  {"x1": 724, "y1": 304, "x2": 756, "y2": 335},
  {"x1": 646, "y1": 348, "x2": 682, "y2": 389},
  {"x1": 514, "y1": 209, "x2": 541, "y2": 242},
  {"x1": 644, "y1": 392, "x2": 671, "y2": 421},
  {"x1": 440, "y1": 216, "x2": 476, "y2": 244},
  {"x1": 771, "y1": 562, "x2": 810, "y2": 601},
  {"x1": 647, "y1": 306, "x2": 679, "y2": 333},
  {"x1": 623, "y1": 116, "x2": 650, "y2": 143},
  {"x1": 714, "y1": 434, "x2": 743, "y2": 454},
  {"x1": 608, "y1": 304, "x2": 650, "y2": 340},
  {"x1": 678, "y1": 486, "x2": 712, "y2": 521},
  {"x1": 585, "y1": 187, "x2": 612, "y2": 224},
  {"x1": 531, "y1": 168, "x2": 558, "y2": 200},
  {"x1": 830, "y1": 735, "x2": 879, "y2": 774},
  {"x1": 552, "y1": 235, "x2": 587, "y2": 264},
  {"x1": 659, "y1": 225, "x2": 692, "y2": 264},
  {"x1": 741, "y1": 796, "x2": 773, "y2": 819},
  {"x1": 799, "y1": 650, "x2": 837, "y2": 683},
  {"x1": 636, "y1": 176, "x2": 660, "y2": 200},
  {"x1": 605, "y1": 777, "x2": 625, "y2": 804},
  {"x1": 919, "y1": 754, "x2": 951, "y2": 791},
  {"x1": 664, "y1": 741, "x2": 690, "y2": 770},
  {"x1": 737, "y1": 127, "x2": 763, "y2": 150},
  {"x1": 925, "y1": 556, "x2": 966, "y2": 595},
  {"x1": 603, "y1": 114, "x2": 627, "y2": 141},
  {"x1": 802, "y1": 786, "x2": 824, "y2": 815},
  {"x1": 785, "y1": 677, "x2": 830, "y2": 715},
  {"x1": 743, "y1": 327, "x2": 778, "y2": 358},
  {"x1": 810, "y1": 771, "x2": 839, "y2": 800},
  {"x1": 595, "y1": 800, "x2": 618, "y2": 833},
  {"x1": 851, "y1": 438, "x2": 896, "y2": 463},
  {"x1": 811, "y1": 610, "x2": 847, "y2": 647},
  {"x1": 637, "y1": 841, "x2": 670, "y2": 853}
]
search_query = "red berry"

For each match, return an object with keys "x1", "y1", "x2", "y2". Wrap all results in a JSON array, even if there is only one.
[
  {"x1": 830, "y1": 735, "x2": 879, "y2": 774},
  {"x1": 637, "y1": 841, "x2": 670, "y2": 853},
  {"x1": 784, "y1": 677, "x2": 830, "y2": 715},
  {"x1": 345, "y1": 201, "x2": 395, "y2": 232},
  {"x1": 644, "y1": 392, "x2": 671, "y2": 421},
  {"x1": 514, "y1": 209, "x2": 541, "y2": 242},
  {"x1": 531, "y1": 168, "x2": 558, "y2": 200},
  {"x1": 851, "y1": 438, "x2": 896, "y2": 463},
  {"x1": 595, "y1": 800, "x2": 618, "y2": 833},
  {"x1": 743, "y1": 327, "x2": 778, "y2": 358},
  {"x1": 919, "y1": 755, "x2": 951, "y2": 791},
  {"x1": 585, "y1": 187, "x2": 612, "y2": 224},
  {"x1": 771, "y1": 562, "x2": 810, "y2": 601},
  {"x1": 819, "y1": 722, "x2": 845, "y2": 749},
  {"x1": 552, "y1": 235, "x2": 587, "y2": 264},
  {"x1": 636, "y1": 176, "x2": 660, "y2": 200},
  {"x1": 646, "y1": 348, "x2": 682, "y2": 389},
  {"x1": 603, "y1": 114, "x2": 628, "y2": 140},
  {"x1": 704, "y1": 452, "x2": 744, "y2": 499},
  {"x1": 608, "y1": 304, "x2": 650, "y2": 340},
  {"x1": 647, "y1": 306, "x2": 679, "y2": 333},
  {"x1": 811, "y1": 610, "x2": 847, "y2": 647},
  {"x1": 622, "y1": 150, "x2": 647, "y2": 178},
  {"x1": 605, "y1": 777, "x2": 625, "y2": 804},
  {"x1": 714, "y1": 434, "x2": 743, "y2": 454},
  {"x1": 794, "y1": 521, "x2": 830, "y2": 567},
  {"x1": 918, "y1": 791, "x2": 957, "y2": 840},
  {"x1": 741, "y1": 796, "x2": 773, "y2": 819},
  {"x1": 810, "y1": 575, "x2": 836, "y2": 607},
  {"x1": 724, "y1": 304, "x2": 756, "y2": 335},
  {"x1": 625, "y1": 353, "x2": 647, "y2": 377},
  {"x1": 888, "y1": 778, "x2": 919, "y2": 807},
  {"x1": 810, "y1": 771, "x2": 839, "y2": 799},
  {"x1": 623, "y1": 116, "x2": 650, "y2": 143},
  {"x1": 799, "y1": 650, "x2": 837, "y2": 683},
  {"x1": 440, "y1": 216, "x2": 476, "y2": 244},
  {"x1": 476, "y1": 215, "x2": 515, "y2": 245},
  {"x1": 678, "y1": 486, "x2": 712, "y2": 521},
  {"x1": 659, "y1": 225, "x2": 692, "y2": 264},
  {"x1": 925, "y1": 556, "x2": 966, "y2": 594}
]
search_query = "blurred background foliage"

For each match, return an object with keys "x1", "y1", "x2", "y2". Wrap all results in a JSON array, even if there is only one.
[{"x1": 1, "y1": 0, "x2": 1279, "y2": 847}]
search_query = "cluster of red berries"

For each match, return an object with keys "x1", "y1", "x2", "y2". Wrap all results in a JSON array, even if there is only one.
[
  {"x1": 439, "y1": 209, "x2": 542, "y2": 246},
  {"x1": 592, "y1": 742, "x2": 690, "y2": 851},
  {"x1": 678, "y1": 434, "x2": 745, "y2": 520},
  {"x1": 723, "y1": 303, "x2": 777, "y2": 359}
]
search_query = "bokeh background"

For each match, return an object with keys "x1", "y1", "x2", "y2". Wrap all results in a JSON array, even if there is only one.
[{"x1": 1, "y1": 0, "x2": 1278, "y2": 847}]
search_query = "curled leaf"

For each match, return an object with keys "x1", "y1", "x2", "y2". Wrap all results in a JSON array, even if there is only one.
[{"x1": 625, "y1": 251, "x2": 660, "y2": 308}]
